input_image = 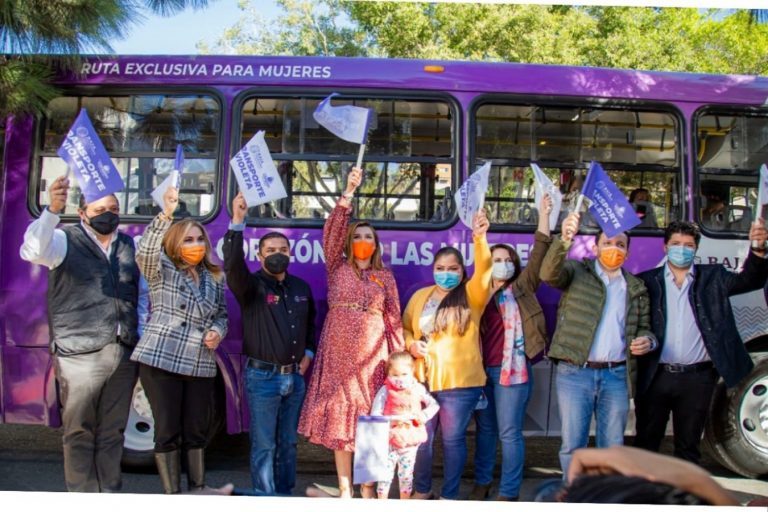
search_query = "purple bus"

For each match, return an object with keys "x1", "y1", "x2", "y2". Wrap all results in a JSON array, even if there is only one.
[{"x1": 1, "y1": 55, "x2": 767, "y2": 476}]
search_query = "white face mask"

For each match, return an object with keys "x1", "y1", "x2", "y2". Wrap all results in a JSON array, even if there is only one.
[{"x1": 492, "y1": 261, "x2": 515, "y2": 281}]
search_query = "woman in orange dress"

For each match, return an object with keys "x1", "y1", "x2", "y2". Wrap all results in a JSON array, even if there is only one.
[{"x1": 298, "y1": 167, "x2": 404, "y2": 498}]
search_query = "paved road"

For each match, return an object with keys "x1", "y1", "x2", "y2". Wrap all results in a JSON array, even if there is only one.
[{"x1": 0, "y1": 423, "x2": 766, "y2": 503}]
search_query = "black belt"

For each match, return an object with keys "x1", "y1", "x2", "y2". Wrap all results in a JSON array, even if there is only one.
[
  {"x1": 555, "y1": 359, "x2": 626, "y2": 370},
  {"x1": 659, "y1": 361, "x2": 713, "y2": 374},
  {"x1": 247, "y1": 358, "x2": 299, "y2": 375}
]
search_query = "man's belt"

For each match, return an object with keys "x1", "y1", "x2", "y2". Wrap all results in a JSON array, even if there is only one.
[
  {"x1": 659, "y1": 361, "x2": 714, "y2": 374},
  {"x1": 555, "y1": 359, "x2": 626, "y2": 370},
  {"x1": 248, "y1": 358, "x2": 299, "y2": 375}
]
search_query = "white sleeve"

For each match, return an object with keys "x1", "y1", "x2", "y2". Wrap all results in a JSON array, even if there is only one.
[
  {"x1": 418, "y1": 383, "x2": 440, "y2": 421},
  {"x1": 19, "y1": 208, "x2": 68, "y2": 269},
  {"x1": 370, "y1": 385, "x2": 388, "y2": 415}
]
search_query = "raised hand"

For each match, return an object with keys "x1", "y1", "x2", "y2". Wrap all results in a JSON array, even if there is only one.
[
  {"x1": 232, "y1": 192, "x2": 247, "y2": 225},
  {"x1": 749, "y1": 217, "x2": 767, "y2": 253},
  {"x1": 345, "y1": 167, "x2": 363, "y2": 196},
  {"x1": 538, "y1": 193, "x2": 554, "y2": 235},
  {"x1": 163, "y1": 186, "x2": 179, "y2": 218},
  {"x1": 473, "y1": 208, "x2": 490, "y2": 237},
  {"x1": 48, "y1": 176, "x2": 70, "y2": 215},
  {"x1": 561, "y1": 212, "x2": 580, "y2": 243}
]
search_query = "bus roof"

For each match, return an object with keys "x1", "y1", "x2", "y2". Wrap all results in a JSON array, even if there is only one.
[{"x1": 57, "y1": 54, "x2": 768, "y2": 106}]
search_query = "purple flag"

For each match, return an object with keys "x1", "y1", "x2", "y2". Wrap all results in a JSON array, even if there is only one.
[
  {"x1": 57, "y1": 109, "x2": 124, "y2": 203},
  {"x1": 313, "y1": 93, "x2": 373, "y2": 145},
  {"x1": 581, "y1": 161, "x2": 641, "y2": 238}
]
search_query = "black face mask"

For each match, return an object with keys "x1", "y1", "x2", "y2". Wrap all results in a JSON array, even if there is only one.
[
  {"x1": 87, "y1": 211, "x2": 119, "y2": 235},
  {"x1": 263, "y1": 253, "x2": 290, "y2": 275}
]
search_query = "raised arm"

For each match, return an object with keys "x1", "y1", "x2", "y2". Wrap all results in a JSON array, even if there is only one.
[
  {"x1": 222, "y1": 192, "x2": 258, "y2": 303},
  {"x1": 723, "y1": 219, "x2": 768, "y2": 296},
  {"x1": 323, "y1": 167, "x2": 361, "y2": 275},
  {"x1": 515, "y1": 194, "x2": 554, "y2": 293},
  {"x1": 467, "y1": 208, "x2": 493, "y2": 310},
  {"x1": 539, "y1": 212, "x2": 579, "y2": 290},
  {"x1": 19, "y1": 176, "x2": 70, "y2": 269},
  {"x1": 137, "y1": 186, "x2": 176, "y2": 282}
]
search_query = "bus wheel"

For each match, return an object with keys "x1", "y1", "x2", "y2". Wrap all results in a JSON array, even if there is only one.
[
  {"x1": 121, "y1": 379, "x2": 155, "y2": 469},
  {"x1": 120, "y1": 377, "x2": 226, "y2": 470},
  {"x1": 704, "y1": 359, "x2": 768, "y2": 478}
]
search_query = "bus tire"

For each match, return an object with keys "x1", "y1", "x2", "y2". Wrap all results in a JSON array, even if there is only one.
[
  {"x1": 704, "y1": 359, "x2": 768, "y2": 478},
  {"x1": 120, "y1": 377, "x2": 226, "y2": 470},
  {"x1": 121, "y1": 379, "x2": 155, "y2": 470}
]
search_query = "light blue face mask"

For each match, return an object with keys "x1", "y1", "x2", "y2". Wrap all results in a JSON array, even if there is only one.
[
  {"x1": 434, "y1": 271, "x2": 461, "y2": 290},
  {"x1": 667, "y1": 245, "x2": 696, "y2": 268}
]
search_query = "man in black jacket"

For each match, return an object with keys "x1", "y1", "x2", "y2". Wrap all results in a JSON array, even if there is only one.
[
  {"x1": 222, "y1": 192, "x2": 316, "y2": 496},
  {"x1": 634, "y1": 220, "x2": 768, "y2": 463}
]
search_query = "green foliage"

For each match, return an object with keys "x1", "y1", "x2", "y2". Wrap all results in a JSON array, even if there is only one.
[
  {"x1": 0, "y1": 0, "x2": 209, "y2": 116},
  {"x1": 205, "y1": 2, "x2": 768, "y2": 77}
]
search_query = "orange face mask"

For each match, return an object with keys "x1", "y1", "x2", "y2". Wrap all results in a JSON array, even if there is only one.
[
  {"x1": 180, "y1": 245, "x2": 206, "y2": 266},
  {"x1": 598, "y1": 247, "x2": 626, "y2": 271},
  {"x1": 352, "y1": 240, "x2": 376, "y2": 260}
]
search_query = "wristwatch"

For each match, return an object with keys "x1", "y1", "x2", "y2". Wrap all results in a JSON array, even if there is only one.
[{"x1": 341, "y1": 191, "x2": 354, "y2": 200}]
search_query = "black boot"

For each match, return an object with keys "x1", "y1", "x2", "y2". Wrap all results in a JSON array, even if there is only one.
[
  {"x1": 155, "y1": 450, "x2": 181, "y2": 494},
  {"x1": 186, "y1": 447, "x2": 206, "y2": 491}
]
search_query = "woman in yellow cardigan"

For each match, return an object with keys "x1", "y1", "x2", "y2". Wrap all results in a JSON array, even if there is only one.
[{"x1": 403, "y1": 208, "x2": 492, "y2": 500}]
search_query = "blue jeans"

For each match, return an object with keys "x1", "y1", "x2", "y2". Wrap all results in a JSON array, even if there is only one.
[
  {"x1": 555, "y1": 362, "x2": 629, "y2": 476},
  {"x1": 413, "y1": 386, "x2": 482, "y2": 499},
  {"x1": 245, "y1": 365, "x2": 305, "y2": 495},
  {"x1": 473, "y1": 365, "x2": 532, "y2": 498}
]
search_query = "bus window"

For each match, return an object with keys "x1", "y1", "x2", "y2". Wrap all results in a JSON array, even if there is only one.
[
  {"x1": 34, "y1": 93, "x2": 222, "y2": 218},
  {"x1": 235, "y1": 95, "x2": 455, "y2": 226},
  {"x1": 472, "y1": 102, "x2": 682, "y2": 231},
  {"x1": 696, "y1": 110, "x2": 768, "y2": 234}
]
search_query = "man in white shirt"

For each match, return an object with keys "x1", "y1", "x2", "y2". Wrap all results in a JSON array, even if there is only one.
[
  {"x1": 540, "y1": 212, "x2": 657, "y2": 476},
  {"x1": 20, "y1": 176, "x2": 143, "y2": 492},
  {"x1": 635, "y1": 220, "x2": 768, "y2": 463}
]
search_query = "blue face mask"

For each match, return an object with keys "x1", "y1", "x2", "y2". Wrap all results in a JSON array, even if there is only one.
[
  {"x1": 434, "y1": 271, "x2": 461, "y2": 290},
  {"x1": 667, "y1": 245, "x2": 696, "y2": 268}
]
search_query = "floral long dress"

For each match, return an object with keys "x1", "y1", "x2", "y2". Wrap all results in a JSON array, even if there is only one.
[{"x1": 298, "y1": 203, "x2": 404, "y2": 451}]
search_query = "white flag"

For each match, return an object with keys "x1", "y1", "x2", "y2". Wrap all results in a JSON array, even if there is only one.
[
  {"x1": 313, "y1": 93, "x2": 373, "y2": 145},
  {"x1": 230, "y1": 131, "x2": 287, "y2": 207},
  {"x1": 758, "y1": 164, "x2": 768, "y2": 219},
  {"x1": 151, "y1": 144, "x2": 184, "y2": 208},
  {"x1": 531, "y1": 163, "x2": 563, "y2": 231},
  {"x1": 455, "y1": 162, "x2": 491, "y2": 229}
]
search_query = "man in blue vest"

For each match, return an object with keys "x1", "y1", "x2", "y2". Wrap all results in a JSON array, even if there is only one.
[{"x1": 20, "y1": 176, "x2": 142, "y2": 492}]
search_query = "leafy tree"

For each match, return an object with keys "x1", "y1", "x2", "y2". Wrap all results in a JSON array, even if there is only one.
[
  {"x1": 0, "y1": 0, "x2": 208, "y2": 116},
  {"x1": 204, "y1": 1, "x2": 768, "y2": 76}
]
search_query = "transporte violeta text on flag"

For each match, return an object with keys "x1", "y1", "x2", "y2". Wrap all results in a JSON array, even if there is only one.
[
  {"x1": 230, "y1": 130, "x2": 288, "y2": 207},
  {"x1": 580, "y1": 161, "x2": 641, "y2": 238},
  {"x1": 56, "y1": 108, "x2": 124, "y2": 203}
]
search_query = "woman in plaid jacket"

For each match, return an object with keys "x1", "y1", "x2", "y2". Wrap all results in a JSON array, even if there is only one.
[{"x1": 131, "y1": 186, "x2": 227, "y2": 494}]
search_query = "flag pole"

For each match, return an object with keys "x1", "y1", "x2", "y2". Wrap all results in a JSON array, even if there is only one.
[
  {"x1": 355, "y1": 143, "x2": 366, "y2": 170},
  {"x1": 753, "y1": 183, "x2": 762, "y2": 250},
  {"x1": 574, "y1": 193, "x2": 585, "y2": 214}
]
